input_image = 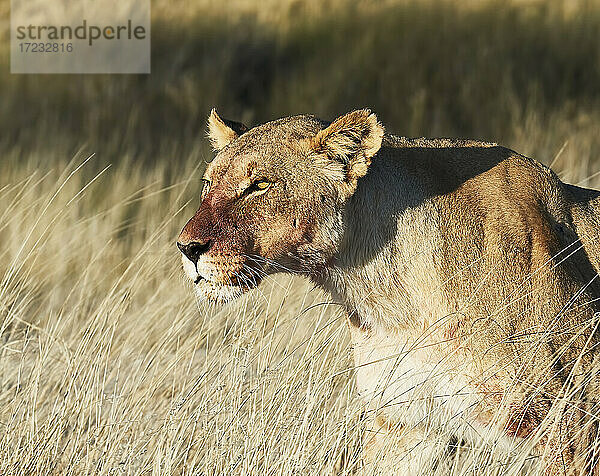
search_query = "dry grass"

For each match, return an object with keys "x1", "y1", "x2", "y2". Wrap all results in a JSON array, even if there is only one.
[{"x1": 2, "y1": 0, "x2": 600, "y2": 474}]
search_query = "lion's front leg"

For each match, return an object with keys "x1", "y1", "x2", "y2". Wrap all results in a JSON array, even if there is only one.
[
  {"x1": 344, "y1": 312, "x2": 465, "y2": 475},
  {"x1": 361, "y1": 413, "x2": 458, "y2": 475}
]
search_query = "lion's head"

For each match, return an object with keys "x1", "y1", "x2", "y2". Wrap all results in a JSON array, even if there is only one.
[{"x1": 177, "y1": 109, "x2": 384, "y2": 303}]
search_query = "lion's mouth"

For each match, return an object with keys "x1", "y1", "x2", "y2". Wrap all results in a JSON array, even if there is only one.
[
  {"x1": 181, "y1": 253, "x2": 266, "y2": 303},
  {"x1": 191, "y1": 270, "x2": 256, "y2": 288}
]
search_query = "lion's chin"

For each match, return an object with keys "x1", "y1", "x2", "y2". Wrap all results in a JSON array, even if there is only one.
[{"x1": 193, "y1": 281, "x2": 250, "y2": 304}]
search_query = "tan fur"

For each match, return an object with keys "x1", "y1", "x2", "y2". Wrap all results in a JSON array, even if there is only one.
[
  {"x1": 179, "y1": 109, "x2": 600, "y2": 474},
  {"x1": 207, "y1": 108, "x2": 248, "y2": 151},
  {"x1": 312, "y1": 109, "x2": 384, "y2": 194}
]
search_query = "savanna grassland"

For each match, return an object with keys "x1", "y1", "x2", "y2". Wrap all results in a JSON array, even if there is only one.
[{"x1": 1, "y1": 0, "x2": 600, "y2": 474}]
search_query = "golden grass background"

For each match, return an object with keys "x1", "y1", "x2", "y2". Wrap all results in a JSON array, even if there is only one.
[{"x1": 1, "y1": 0, "x2": 600, "y2": 473}]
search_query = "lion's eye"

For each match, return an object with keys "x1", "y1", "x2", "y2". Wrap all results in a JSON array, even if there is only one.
[
  {"x1": 246, "y1": 180, "x2": 272, "y2": 195},
  {"x1": 254, "y1": 180, "x2": 271, "y2": 191},
  {"x1": 200, "y1": 179, "x2": 211, "y2": 201}
]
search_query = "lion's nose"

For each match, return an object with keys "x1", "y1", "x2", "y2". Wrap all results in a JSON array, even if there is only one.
[{"x1": 177, "y1": 240, "x2": 211, "y2": 265}]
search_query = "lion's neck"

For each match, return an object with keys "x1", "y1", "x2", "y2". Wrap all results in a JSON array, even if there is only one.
[{"x1": 314, "y1": 158, "x2": 452, "y2": 331}]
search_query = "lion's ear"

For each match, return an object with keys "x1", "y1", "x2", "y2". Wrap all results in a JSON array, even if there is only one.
[
  {"x1": 207, "y1": 108, "x2": 249, "y2": 151},
  {"x1": 312, "y1": 109, "x2": 384, "y2": 187}
]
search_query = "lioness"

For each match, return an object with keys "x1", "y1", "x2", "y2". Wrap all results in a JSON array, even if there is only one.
[{"x1": 178, "y1": 109, "x2": 600, "y2": 474}]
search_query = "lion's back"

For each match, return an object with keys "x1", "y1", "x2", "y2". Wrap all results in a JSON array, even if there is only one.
[{"x1": 407, "y1": 144, "x2": 600, "y2": 393}]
